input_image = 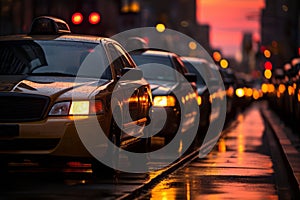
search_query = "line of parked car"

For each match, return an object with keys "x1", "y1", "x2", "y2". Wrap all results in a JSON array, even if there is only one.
[
  {"x1": 263, "y1": 57, "x2": 300, "y2": 131},
  {"x1": 0, "y1": 16, "x2": 243, "y2": 172}
]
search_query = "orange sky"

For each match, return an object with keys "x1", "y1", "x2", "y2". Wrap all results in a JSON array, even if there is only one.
[{"x1": 196, "y1": 0, "x2": 265, "y2": 58}]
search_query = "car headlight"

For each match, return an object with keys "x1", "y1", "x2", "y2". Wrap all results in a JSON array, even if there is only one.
[
  {"x1": 69, "y1": 101, "x2": 90, "y2": 115},
  {"x1": 49, "y1": 100, "x2": 103, "y2": 116},
  {"x1": 153, "y1": 96, "x2": 176, "y2": 107},
  {"x1": 235, "y1": 88, "x2": 245, "y2": 98},
  {"x1": 49, "y1": 102, "x2": 70, "y2": 116}
]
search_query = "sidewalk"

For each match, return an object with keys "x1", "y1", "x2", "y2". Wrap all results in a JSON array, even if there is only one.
[{"x1": 260, "y1": 101, "x2": 300, "y2": 197}]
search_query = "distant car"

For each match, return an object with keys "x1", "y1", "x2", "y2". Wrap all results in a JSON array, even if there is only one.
[
  {"x1": 276, "y1": 58, "x2": 300, "y2": 126},
  {"x1": 0, "y1": 16, "x2": 152, "y2": 171},
  {"x1": 130, "y1": 49, "x2": 199, "y2": 143},
  {"x1": 181, "y1": 57, "x2": 212, "y2": 130},
  {"x1": 181, "y1": 57, "x2": 226, "y2": 131},
  {"x1": 219, "y1": 68, "x2": 238, "y2": 118},
  {"x1": 268, "y1": 68, "x2": 285, "y2": 112},
  {"x1": 265, "y1": 58, "x2": 300, "y2": 132}
]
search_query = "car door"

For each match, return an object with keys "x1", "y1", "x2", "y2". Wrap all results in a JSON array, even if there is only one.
[
  {"x1": 116, "y1": 45, "x2": 150, "y2": 122},
  {"x1": 171, "y1": 55, "x2": 199, "y2": 132},
  {"x1": 105, "y1": 42, "x2": 148, "y2": 142}
]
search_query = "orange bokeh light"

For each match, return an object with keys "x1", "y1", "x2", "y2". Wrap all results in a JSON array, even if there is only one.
[{"x1": 213, "y1": 51, "x2": 222, "y2": 62}]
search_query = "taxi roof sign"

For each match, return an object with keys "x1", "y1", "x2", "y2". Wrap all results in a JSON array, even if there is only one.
[{"x1": 29, "y1": 16, "x2": 71, "y2": 35}]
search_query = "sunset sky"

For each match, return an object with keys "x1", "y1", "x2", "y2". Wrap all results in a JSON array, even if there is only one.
[{"x1": 196, "y1": 0, "x2": 265, "y2": 58}]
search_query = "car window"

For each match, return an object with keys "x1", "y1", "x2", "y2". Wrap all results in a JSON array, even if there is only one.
[
  {"x1": 131, "y1": 54, "x2": 177, "y2": 82},
  {"x1": 113, "y1": 44, "x2": 135, "y2": 69},
  {"x1": 172, "y1": 56, "x2": 187, "y2": 75},
  {"x1": 0, "y1": 40, "x2": 45, "y2": 75},
  {"x1": 0, "y1": 40, "x2": 111, "y2": 79},
  {"x1": 107, "y1": 43, "x2": 126, "y2": 77}
]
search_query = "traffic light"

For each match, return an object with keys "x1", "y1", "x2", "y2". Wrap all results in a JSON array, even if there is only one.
[
  {"x1": 264, "y1": 61, "x2": 273, "y2": 70},
  {"x1": 71, "y1": 12, "x2": 101, "y2": 25},
  {"x1": 263, "y1": 49, "x2": 271, "y2": 58},
  {"x1": 89, "y1": 12, "x2": 101, "y2": 25},
  {"x1": 264, "y1": 69, "x2": 272, "y2": 79},
  {"x1": 220, "y1": 59, "x2": 229, "y2": 69},
  {"x1": 72, "y1": 12, "x2": 83, "y2": 25},
  {"x1": 263, "y1": 60, "x2": 272, "y2": 79}
]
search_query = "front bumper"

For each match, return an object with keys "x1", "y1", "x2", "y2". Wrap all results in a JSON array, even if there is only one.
[
  {"x1": 0, "y1": 115, "x2": 109, "y2": 159},
  {"x1": 150, "y1": 106, "x2": 180, "y2": 137}
]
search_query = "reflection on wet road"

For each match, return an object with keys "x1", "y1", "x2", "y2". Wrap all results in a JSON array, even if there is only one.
[
  {"x1": 0, "y1": 104, "x2": 287, "y2": 200},
  {"x1": 146, "y1": 104, "x2": 278, "y2": 200}
]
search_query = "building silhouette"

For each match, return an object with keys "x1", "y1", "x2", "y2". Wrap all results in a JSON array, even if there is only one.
[
  {"x1": 260, "y1": 0, "x2": 300, "y2": 68},
  {"x1": 0, "y1": 0, "x2": 212, "y2": 55}
]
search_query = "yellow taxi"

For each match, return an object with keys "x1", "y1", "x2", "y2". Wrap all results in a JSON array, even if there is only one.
[{"x1": 0, "y1": 16, "x2": 152, "y2": 169}]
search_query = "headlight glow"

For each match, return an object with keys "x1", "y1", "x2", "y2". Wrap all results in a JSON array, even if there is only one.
[
  {"x1": 197, "y1": 96, "x2": 202, "y2": 106},
  {"x1": 261, "y1": 83, "x2": 268, "y2": 93},
  {"x1": 49, "y1": 100, "x2": 103, "y2": 116},
  {"x1": 153, "y1": 96, "x2": 176, "y2": 107},
  {"x1": 278, "y1": 84, "x2": 286, "y2": 94},
  {"x1": 245, "y1": 88, "x2": 253, "y2": 97},
  {"x1": 235, "y1": 88, "x2": 245, "y2": 98},
  {"x1": 69, "y1": 101, "x2": 90, "y2": 115}
]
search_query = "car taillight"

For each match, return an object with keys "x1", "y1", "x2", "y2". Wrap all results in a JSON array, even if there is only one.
[{"x1": 153, "y1": 96, "x2": 176, "y2": 107}]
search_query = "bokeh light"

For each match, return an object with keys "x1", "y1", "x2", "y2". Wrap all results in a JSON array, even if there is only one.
[
  {"x1": 156, "y1": 24, "x2": 166, "y2": 32},
  {"x1": 220, "y1": 59, "x2": 229, "y2": 68}
]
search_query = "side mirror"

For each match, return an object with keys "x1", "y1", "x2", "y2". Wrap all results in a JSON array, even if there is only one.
[
  {"x1": 121, "y1": 67, "x2": 143, "y2": 80},
  {"x1": 184, "y1": 73, "x2": 197, "y2": 83}
]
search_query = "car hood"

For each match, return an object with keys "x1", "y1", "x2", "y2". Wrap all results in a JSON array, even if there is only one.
[
  {"x1": 0, "y1": 75, "x2": 108, "y2": 100},
  {"x1": 147, "y1": 80, "x2": 178, "y2": 95}
]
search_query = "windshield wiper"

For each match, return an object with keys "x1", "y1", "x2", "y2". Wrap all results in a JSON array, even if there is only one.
[{"x1": 27, "y1": 72, "x2": 76, "y2": 77}]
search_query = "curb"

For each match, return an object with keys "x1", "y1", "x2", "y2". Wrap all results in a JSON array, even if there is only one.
[
  {"x1": 116, "y1": 149, "x2": 199, "y2": 200},
  {"x1": 116, "y1": 135, "x2": 219, "y2": 200},
  {"x1": 260, "y1": 103, "x2": 300, "y2": 198}
]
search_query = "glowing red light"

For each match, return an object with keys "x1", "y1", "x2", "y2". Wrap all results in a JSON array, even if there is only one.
[
  {"x1": 72, "y1": 12, "x2": 83, "y2": 25},
  {"x1": 264, "y1": 61, "x2": 273, "y2": 70},
  {"x1": 89, "y1": 12, "x2": 101, "y2": 24}
]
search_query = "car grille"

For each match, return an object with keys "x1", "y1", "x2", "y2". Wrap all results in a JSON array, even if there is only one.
[{"x1": 0, "y1": 93, "x2": 50, "y2": 122}]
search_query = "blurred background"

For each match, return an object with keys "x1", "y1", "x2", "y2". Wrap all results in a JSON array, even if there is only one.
[{"x1": 0, "y1": 0, "x2": 299, "y2": 82}]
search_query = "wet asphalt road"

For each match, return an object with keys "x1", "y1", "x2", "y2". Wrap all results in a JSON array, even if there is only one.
[
  {"x1": 138, "y1": 103, "x2": 295, "y2": 200},
  {"x1": 0, "y1": 102, "x2": 297, "y2": 199}
]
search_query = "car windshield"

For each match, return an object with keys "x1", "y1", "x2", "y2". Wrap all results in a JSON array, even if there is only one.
[
  {"x1": 0, "y1": 40, "x2": 111, "y2": 79},
  {"x1": 131, "y1": 54, "x2": 177, "y2": 82}
]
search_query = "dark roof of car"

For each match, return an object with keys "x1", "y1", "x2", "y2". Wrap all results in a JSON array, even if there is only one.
[
  {"x1": 0, "y1": 34, "x2": 108, "y2": 44},
  {"x1": 181, "y1": 56, "x2": 219, "y2": 71}
]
